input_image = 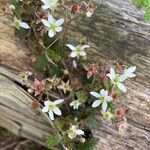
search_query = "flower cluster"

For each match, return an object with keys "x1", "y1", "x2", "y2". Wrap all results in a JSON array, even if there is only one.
[{"x1": 10, "y1": 0, "x2": 137, "y2": 149}]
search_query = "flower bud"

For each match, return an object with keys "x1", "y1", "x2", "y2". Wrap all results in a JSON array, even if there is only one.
[{"x1": 79, "y1": 137, "x2": 86, "y2": 143}]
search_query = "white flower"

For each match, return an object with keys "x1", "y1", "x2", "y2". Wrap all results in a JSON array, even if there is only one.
[
  {"x1": 41, "y1": 14, "x2": 64, "y2": 38},
  {"x1": 67, "y1": 125, "x2": 84, "y2": 139},
  {"x1": 14, "y1": 17, "x2": 30, "y2": 29},
  {"x1": 86, "y1": 11, "x2": 93, "y2": 17},
  {"x1": 9, "y1": 5, "x2": 15, "y2": 10},
  {"x1": 106, "y1": 68, "x2": 127, "y2": 93},
  {"x1": 70, "y1": 100, "x2": 82, "y2": 110},
  {"x1": 72, "y1": 60, "x2": 77, "y2": 68},
  {"x1": 90, "y1": 89, "x2": 112, "y2": 112},
  {"x1": 41, "y1": 0, "x2": 58, "y2": 11},
  {"x1": 42, "y1": 99, "x2": 64, "y2": 120},
  {"x1": 122, "y1": 66, "x2": 136, "y2": 80},
  {"x1": 101, "y1": 109, "x2": 114, "y2": 121},
  {"x1": 66, "y1": 44, "x2": 90, "y2": 58}
]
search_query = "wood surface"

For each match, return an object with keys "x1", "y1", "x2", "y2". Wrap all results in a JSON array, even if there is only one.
[{"x1": 0, "y1": 0, "x2": 150, "y2": 149}]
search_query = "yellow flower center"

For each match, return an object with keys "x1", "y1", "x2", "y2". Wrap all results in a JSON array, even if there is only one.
[{"x1": 48, "y1": 103, "x2": 56, "y2": 110}]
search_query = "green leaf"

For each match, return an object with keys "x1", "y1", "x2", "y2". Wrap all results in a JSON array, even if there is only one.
[
  {"x1": 87, "y1": 118, "x2": 101, "y2": 129},
  {"x1": 47, "y1": 49, "x2": 61, "y2": 62},
  {"x1": 103, "y1": 79, "x2": 111, "y2": 91},
  {"x1": 35, "y1": 53, "x2": 48, "y2": 70},
  {"x1": 145, "y1": 8, "x2": 150, "y2": 21},
  {"x1": 47, "y1": 63, "x2": 63, "y2": 77},
  {"x1": 75, "y1": 91, "x2": 88, "y2": 103},
  {"x1": 75, "y1": 137, "x2": 99, "y2": 150},
  {"x1": 85, "y1": 107, "x2": 99, "y2": 117},
  {"x1": 45, "y1": 137, "x2": 59, "y2": 149},
  {"x1": 53, "y1": 119, "x2": 65, "y2": 130}
]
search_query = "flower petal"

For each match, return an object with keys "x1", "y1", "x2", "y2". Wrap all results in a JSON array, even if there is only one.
[
  {"x1": 92, "y1": 100, "x2": 101, "y2": 108},
  {"x1": 42, "y1": 5, "x2": 50, "y2": 9},
  {"x1": 76, "y1": 129, "x2": 84, "y2": 135},
  {"x1": 80, "y1": 51, "x2": 86, "y2": 56},
  {"x1": 42, "y1": 106, "x2": 49, "y2": 112},
  {"x1": 41, "y1": 19, "x2": 49, "y2": 27},
  {"x1": 44, "y1": 100, "x2": 51, "y2": 106},
  {"x1": 49, "y1": 110, "x2": 54, "y2": 120},
  {"x1": 56, "y1": 18, "x2": 64, "y2": 26},
  {"x1": 117, "y1": 83, "x2": 127, "y2": 93},
  {"x1": 53, "y1": 107, "x2": 62, "y2": 116},
  {"x1": 100, "y1": 89, "x2": 107, "y2": 97},
  {"x1": 90, "y1": 91, "x2": 100, "y2": 98},
  {"x1": 70, "y1": 52, "x2": 77, "y2": 58},
  {"x1": 106, "y1": 96, "x2": 112, "y2": 102},
  {"x1": 48, "y1": 14, "x2": 55, "y2": 23},
  {"x1": 110, "y1": 68, "x2": 116, "y2": 80},
  {"x1": 102, "y1": 101, "x2": 107, "y2": 112},
  {"x1": 48, "y1": 30, "x2": 55, "y2": 37},
  {"x1": 72, "y1": 60, "x2": 77, "y2": 68},
  {"x1": 66, "y1": 44, "x2": 76, "y2": 51},
  {"x1": 81, "y1": 45, "x2": 90, "y2": 50},
  {"x1": 119, "y1": 74, "x2": 127, "y2": 82},
  {"x1": 41, "y1": 0, "x2": 49, "y2": 4},
  {"x1": 54, "y1": 99, "x2": 64, "y2": 105},
  {"x1": 55, "y1": 27, "x2": 62, "y2": 32},
  {"x1": 20, "y1": 22, "x2": 30, "y2": 29},
  {"x1": 70, "y1": 101, "x2": 74, "y2": 106},
  {"x1": 125, "y1": 66, "x2": 136, "y2": 74}
]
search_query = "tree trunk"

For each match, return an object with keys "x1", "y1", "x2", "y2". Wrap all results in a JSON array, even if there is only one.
[{"x1": 0, "y1": 0, "x2": 150, "y2": 149}]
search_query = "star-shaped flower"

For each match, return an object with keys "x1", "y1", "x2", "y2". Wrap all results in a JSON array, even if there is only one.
[
  {"x1": 86, "y1": 63, "x2": 99, "y2": 78},
  {"x1": 90, "y1": 89, "x2": 112, "y2": 112},
  {"x1": 57, "y1": 80, "x2": 72, "y2": 94},
  {"x1": 67, "y1": 125, "x2": 84, "y2": 139},
  {"x1": 70, "y1": 100, "x2": 82, "y2": 110},
  {"x1": 106, "y1": 68, "x2": 127, "y2": 92},
  {"x1": 41, "y1": 0, "x2": 58, "y2": 11},
  {"x1": 122, "y1": 66, "x2": 136, "y2": 81},
  {"x1": 101, "y1": 109, "x2": 114, "y2": 121},
  {"x1": 33, "y1": 79, "x2": 45, "y2": 96},
  {"x1": 41, "y1": 14, "x2": 64, "y2": 38},
  {"x1": 66, "y1": 44, "x2": 90, "y2": 58},
  {"x1": 42, "y1": 99, "x2": 64, "y2": 120},
  {"x1": 14, "y1": 17, "x2": 30, "y2": 29}
]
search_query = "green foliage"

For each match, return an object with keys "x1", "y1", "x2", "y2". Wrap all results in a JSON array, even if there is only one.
[
  {"x1": 45, "y1": 137, "x2": 59, "y2": 149},
  {"x1": 53, "y1": 119, "x2": 65, "y2": 130},
  {"x1": 75, "y1": 137, "x2": 99, "y2": 150},
  {"x1": 145, "y1": 8, "x2": 150, "y2": 21},
  {"x1": 47, "y1": 49, "x2": 61, "y2": 62},
  {"x1": 35, "y1": 53, "x2": 48, "y2": 70},
  {"x1": 103, "y1": 79, "x2": 111, "y2": 91},
  {"x1": 133, "y1": 0, "x2": 150, "y2": 21},
  {"x1": 47, "y1": 63, "x2": 63, "y2": 77},
  {"x1": 87, "y1": 118, "x2": 101, "y2": 129},
  {"x1": 85, "y1": 107, "x2": 99, "y2": 117},
  {"x1": 133, "y1": 0, "x2": 150, "y2": 7},
  {"x1": 75, "y1": 91, "x2": 88, "y2": 103}
]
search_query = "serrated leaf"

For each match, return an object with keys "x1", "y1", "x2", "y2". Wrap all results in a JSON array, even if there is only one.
[
  {"x1": 87, "y1": 118, "x2": 101, "y2": 129},
  {"x1": 53, "y1": 119, "x2": 65, "y2": 130},
  {"x1": 103, "y1": 79, "x2": 111, "y2": 91},
  {"x1": 35, "y1": 53, "x2": 48, "y2": 70},
  {"x1": 45, "y1": 137, "x2": 59, "y2": 149},
  {"x1": 47, "y1": 63, "x2": 63, "y2": 77},
  {"x1": 75, "y1": 91, "x2": 88, "y2": 103}
]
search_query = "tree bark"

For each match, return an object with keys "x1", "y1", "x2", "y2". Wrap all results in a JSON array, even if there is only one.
[{"x1": 0, "y1": 0, "x2": 150, "y2": 149}]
